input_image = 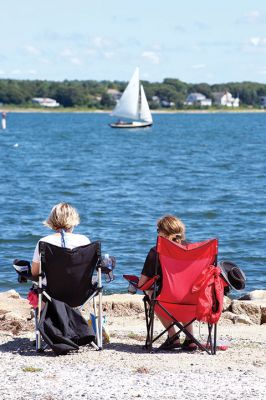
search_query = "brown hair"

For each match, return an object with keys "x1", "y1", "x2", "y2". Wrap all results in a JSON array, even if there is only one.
[
  {"x1": 157, "y1": 215, "x2": 185, "y2": 242},
  {"x1": 43, "y1": 203, "x2": 80, "y2": 231}
]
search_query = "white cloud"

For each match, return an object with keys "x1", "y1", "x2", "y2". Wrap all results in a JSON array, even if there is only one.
[
  {"x1": 92, "y1": 36, "x2": 110, "y2": 48},
  {"x1": 192, "y1": 64, "x2": 206, "y2": 70},
  {"x1": 246, "y1": 37, "x2": 266, "y2": 52},
  {"x1": 237, "y1": 10, "x2": 265, "y2": 24},
  {"x1": 60, "y1": 49, "x2": 82, "y2": 64},
  {"x1": 245, "y1": 10, "x2": 262, "y2": 23},
  {"x1": 250, "y1": 37, "x2": 261, "y2": 46},
  {"x1": 103, "y1": 51, "x2": 114, "y2": 59},
  {"x1": 28, "y1": 69, "x2": 37, "y2": 75},
  {"x1": 24, "y1": 45, "x2": 41, "y2": 56},
  {"x1": 60, "y1": 48, "x2": 73, "y2": 57},
  {"x1": 0, "y1": 69, "x2": 5, "y2": 75},
  {"x1": 11, "y1": 69, "x2": 22, "y2": 75},
  {"x1": 70, "y1": 57, "x2": 82, "y2": 65},
  {"x1": 142, "y1": 51, "x2": 160, "y2": 64}
]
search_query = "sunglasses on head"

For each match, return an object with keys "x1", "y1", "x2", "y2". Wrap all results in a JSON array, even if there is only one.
[
  {"x1": 171, "y1": 235, "x2": 179, "y2": 242},
  {"x1": 157, "y1": 229, "x2": 181, "y2": 242}
]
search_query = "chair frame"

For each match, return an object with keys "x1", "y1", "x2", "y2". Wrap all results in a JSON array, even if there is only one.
[{"x1": 144, "y1": 237, "x2": 220, "y2": 355}]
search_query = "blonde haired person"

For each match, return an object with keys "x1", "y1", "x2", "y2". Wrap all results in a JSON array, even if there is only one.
[
  {"x1": 138, "y1": 215, "x2": 196, "y2": 351},
  {"x1": 31, "y1": 203, "x2": 90, "y2": 277}
]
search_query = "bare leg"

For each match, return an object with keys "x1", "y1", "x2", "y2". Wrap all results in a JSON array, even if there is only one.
[
  {"x1": 183, "y1": 322, "x2": 197, "y2": 349},
  {"x1": 155, "y1": 312, "x2": 180, "y2": 343}
]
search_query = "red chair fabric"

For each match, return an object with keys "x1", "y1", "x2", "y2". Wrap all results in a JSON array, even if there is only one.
[
  {"x1": 155, "y1": 237, "x2": 224, "y2": 324},
  {"x1": 123, "y1": 274, "x2": 160, "y2": 291}
]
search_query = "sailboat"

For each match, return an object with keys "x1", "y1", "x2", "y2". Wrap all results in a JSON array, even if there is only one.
[{"x1": 109, "y1": 67, "x2": 153, "y2": 128}]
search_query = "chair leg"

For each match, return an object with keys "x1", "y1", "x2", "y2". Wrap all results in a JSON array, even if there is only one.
[
  {"x1": 148, "y1": 301, "x2": 156, "y2": 353},
  {"x1": 143, "y1": 295, "x2": 155, "y2": 352},
  {"x1": 97, "y1": 267, "x2": 103, "y2": 349},
  {"x1": 34, "y1": 307, "x2": 42, "y2": 352},
  {"x1": 93, "y1": 297, "x2": 100, "y2": 348},
  {"x1": 213, "y1": 324, "x2": 217, "y2": 355},
  {"x1": 143, "y1": 296, "x2": 150, "y2": 349}
]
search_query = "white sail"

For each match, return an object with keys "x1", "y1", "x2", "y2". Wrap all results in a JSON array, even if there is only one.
[
  {"x1": 109, "y1": 67, "x2": 153, "y2": 128},
  {"x1": 140, "y1": 85, "x2": 153, "y2": 123},
  {"x1": 111, "y1": 67, "x2": 140, "y2": 120}
]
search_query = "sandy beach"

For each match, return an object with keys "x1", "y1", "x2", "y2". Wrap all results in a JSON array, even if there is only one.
[{"x1": 0, "y1": 291, "x2": 265, "y2": 400}]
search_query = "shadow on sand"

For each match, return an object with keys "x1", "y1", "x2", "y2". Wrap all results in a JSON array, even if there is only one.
[
  {"x1": 0, "y1": 337, "x2": 173, "y2": 357},
  {"x1": 0, "y1": 337, "x2": 54, "y2": 357}
]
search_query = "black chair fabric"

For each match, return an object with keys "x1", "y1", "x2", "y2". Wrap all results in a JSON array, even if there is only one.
[
  {"x1": 39, "y1": 241, "x2": 100, "y2": 307},
  {"x1": 38, "y1": 297, "x2": 95, "y2": 355}
]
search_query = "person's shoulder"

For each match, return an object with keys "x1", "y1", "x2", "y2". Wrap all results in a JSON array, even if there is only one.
[
  {"x1": 39, "y1": 234, "x2": 56, "y2": 243},
  {"x1": 71, "y1": 233, "x2": 90, "y2": 244},
  {"x1": 145, "y1": 246, "x2": 157, "y2": 259},
  {"x1": 149, "y1": 246, "x2": 157, "y2": 254}
]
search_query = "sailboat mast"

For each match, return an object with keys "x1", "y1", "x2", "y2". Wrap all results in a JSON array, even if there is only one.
[{"x1": 138, "y1": 80, "x2": 141, "y2": 119}]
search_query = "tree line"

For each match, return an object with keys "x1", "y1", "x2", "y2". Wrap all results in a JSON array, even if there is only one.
[{"x1": 0, "y1": 78, "x2": 266, "y2": 109}]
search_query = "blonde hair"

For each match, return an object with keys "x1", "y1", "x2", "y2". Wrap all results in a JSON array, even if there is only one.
[
  {"x1": 157, "y1": 215, "x2": 185, "y2": 242},
  {"x1": 44, "y1": 203, "x2": 80, "y2": 231}
]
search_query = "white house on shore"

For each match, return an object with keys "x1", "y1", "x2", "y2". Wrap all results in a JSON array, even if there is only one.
[
  {"x1": 213, "y1": 91, "x2": 239, "y2": 107},
  {"x1": 107, "y1": 89, "x2": 121, "y2": 102},
  {"x1": 184, "y1": 92, "x2": 212, "y2": 107},
  {"x1": 32, "y1": 98, "x2": 60, "y2": 107}
]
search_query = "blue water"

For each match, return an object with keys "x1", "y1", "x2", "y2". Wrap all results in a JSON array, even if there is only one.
[{"x1": 0, "y1": 112, "x2": 265, "y2": 297}]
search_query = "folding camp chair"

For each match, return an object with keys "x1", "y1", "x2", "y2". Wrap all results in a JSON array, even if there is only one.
[
  {"x1": 14, "y1": 241, "x2": 105, "y2": 354},
  {"x1": 144, "y1": 236, "x2": 227, "y2": 354},
  {"x1": 125, "y1": 236, "x2": 227, "y2": 355}
]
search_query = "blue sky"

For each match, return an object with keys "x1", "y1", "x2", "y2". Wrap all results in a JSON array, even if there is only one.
[{"x1": 1, "y1": 0, "x2": 266, "y2": 84}]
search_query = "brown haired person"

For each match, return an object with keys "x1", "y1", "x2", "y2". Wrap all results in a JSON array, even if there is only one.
[
  {"x1": 31, "y1": 203, "x2": 90, "y2": 278},
  {"x1": 138, "y1": 215, "x2": 197, "y2": 351}
]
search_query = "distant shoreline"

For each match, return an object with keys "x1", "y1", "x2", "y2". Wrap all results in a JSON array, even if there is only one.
[{"x1": 1, "y1": 107, "x2": 266, "y2": 114}]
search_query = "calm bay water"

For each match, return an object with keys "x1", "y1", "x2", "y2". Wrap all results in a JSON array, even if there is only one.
[{"x1": 0, "y1": 112, "x2": 265, "y2": 297}]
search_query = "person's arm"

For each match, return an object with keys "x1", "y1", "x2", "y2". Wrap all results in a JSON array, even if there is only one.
[
  {"x1": 138, "y1": 274, "x2": 149, "y2": 288},
  {"x1": 31, "y1": 261, "x2": 40, "y2": 277},
  {"x1": 138, "y1": 247, "x2": 157, "y2": 288},
  {"x1": 31, "y1": 241, "x2": 40, "y2": 277}
]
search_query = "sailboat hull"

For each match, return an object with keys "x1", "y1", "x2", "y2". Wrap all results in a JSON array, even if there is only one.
[{"x1": 109, "y1": 121, "x2": 152, "y2": 129}]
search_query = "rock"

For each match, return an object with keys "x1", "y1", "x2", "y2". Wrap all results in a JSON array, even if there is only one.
[
  {"x1": 221, "y1": 311, "x2": 253, "y2": 325},
  {"x1": 0, "y1": 290, "x2": 33, "y2": 334},
  {"x1": 220, "y1": 311, "x2": 235, "y2": 324},
  {"x1": 101, "y1": 294, "x2": 144, "y2": 317},
  {"x1": 223, "y1": 296, "x2": 232, "y2": 311},
  {"x1": 233, "y1": 314, "x2": 253, "y2": 325},
  {"x1": 0, "y1": 289, "x2": 20, "y2": 299},
  {"x1": 231, "y1": 300, "x2": 261, "y2": 325},
  {"x1": 239, "y1": 290, "x2": 266, "y2": 301},
  {"x1": 261, "y1": 305, "x2": 266, "y2": 324}
]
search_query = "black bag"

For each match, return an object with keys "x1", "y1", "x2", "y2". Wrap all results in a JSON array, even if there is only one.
[{"x1": 38, "y1": 298, "x2": 95, "y2": 355}]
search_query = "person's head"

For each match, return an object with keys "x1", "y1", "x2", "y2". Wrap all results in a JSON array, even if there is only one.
[
  {"x1": 157, "y1": 215, "x2": 185, "y2": 243},
  {"x1": 44, "y1": 203, "x2": 80, "y2": 232}
]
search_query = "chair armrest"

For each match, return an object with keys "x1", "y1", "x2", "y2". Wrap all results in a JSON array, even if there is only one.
[{"x1": 123, "y1": 274, "x2": 160, "y2": 291}]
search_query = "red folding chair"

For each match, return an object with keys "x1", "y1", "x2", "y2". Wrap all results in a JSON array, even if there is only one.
[{"x1": 137, "y1": 236, "x2": 227, "y2": 354}]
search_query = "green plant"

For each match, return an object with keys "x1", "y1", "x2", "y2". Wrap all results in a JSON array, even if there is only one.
[{"x1": 22, "y1": 366, "x2": 42, "y2": 373}]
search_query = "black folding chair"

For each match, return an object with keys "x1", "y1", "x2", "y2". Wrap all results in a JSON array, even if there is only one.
[{"x1": 14, "y1": 241, "x2": 104, "y2": 353}]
